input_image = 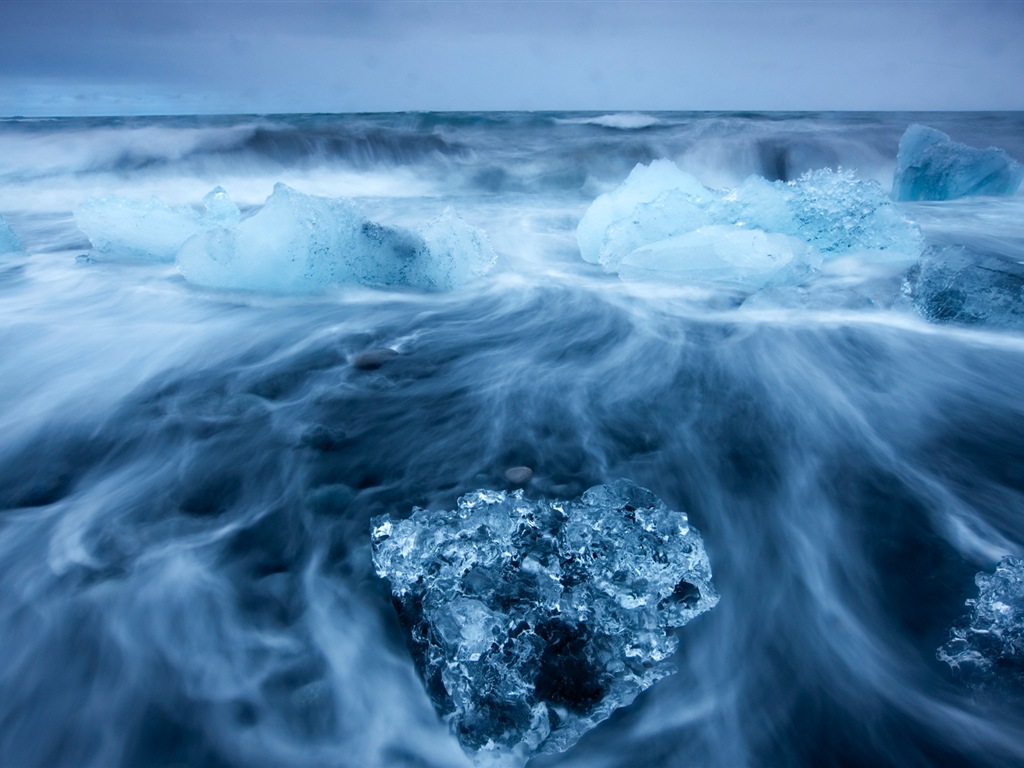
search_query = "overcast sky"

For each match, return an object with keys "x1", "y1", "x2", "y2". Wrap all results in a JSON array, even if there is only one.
[{"x1": 1, "y1": 0, "x2": 1022, "y2": 116}]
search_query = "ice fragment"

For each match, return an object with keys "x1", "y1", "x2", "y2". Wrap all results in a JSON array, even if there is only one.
[
  {"x1": 892, "y1": 125, "x2": 1024, "y2": 201},
  {"x1": 371, "y1": 479, "x2": 717, "y2": 766},
  {"x1": 0, "y1": 215, "x2": 23, "y2": 255},
  {"x1": 938, "y1": 557, "x2": 1024, "y2": 693}
]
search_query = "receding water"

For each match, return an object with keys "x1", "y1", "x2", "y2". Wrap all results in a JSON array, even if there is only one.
[{"x1": 1, "y1": 111, "x2": 1023, "y2": 768}]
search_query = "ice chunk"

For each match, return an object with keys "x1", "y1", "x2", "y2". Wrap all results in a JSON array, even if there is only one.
[
  {"x1": 177, "y1": 184, "x2": 496, "y2": 293},
  {"x1": 938, "y1": 557, "x2": 1024, "y2": 694},
  {"x1": 892, "y1": 125, "x2": 1024, "y2": 201},
  {"x1": 371, "y1": 479, "x2": 718, "y2": 766},
  {"x1": 579, "y1": 162, "x2": 922, "y2": 288},
  {"x1": 577, "y1": 159, "x2": 708, "y2": 265},
  {"x1": 0, "y1": 216, "x2": 23, "y2": 255},
  {"x1": 75, "y1": 195, "x2": 201, "y2": 262},
  {"x1": 903, "y1": 245, "x2": 1024, "y2": 329}
]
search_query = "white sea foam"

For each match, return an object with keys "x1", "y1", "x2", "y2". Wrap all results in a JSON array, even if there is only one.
[{"x1": 557, "y1": 113, "x2": 664, "y2": 130}]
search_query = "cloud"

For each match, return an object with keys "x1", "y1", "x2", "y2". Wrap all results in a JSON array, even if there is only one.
[{"x1": 0, "y1": 1, "x2": 1021, "y2": 115}]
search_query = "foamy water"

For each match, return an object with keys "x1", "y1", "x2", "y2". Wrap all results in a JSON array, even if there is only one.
[{"x1": 1, "y1": 111, "x2": 1023, "y2": 768}]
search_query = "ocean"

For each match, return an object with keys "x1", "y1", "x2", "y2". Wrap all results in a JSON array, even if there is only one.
[{"x1": 0, "y1": 111, "x2": 1022, "y2": 767}]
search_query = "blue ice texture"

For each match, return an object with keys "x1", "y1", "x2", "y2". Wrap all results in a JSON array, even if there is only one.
[
  {"x1": 75, "y1": 184, "x2": 496, "y2": 291},
  {"x1": 577, "y1": 159, "x2": 923, "y2": 288},
  {"x1": 0, "y1": 215, "x2": 23, "y2": 256},
  {"x1": 938, "y1": 557, "x2": 1024, "y2": 692},
  {"x1": 371, "y1": 479, "x2": 718, "y2": 767},
  {"x1": 75, "y1": 195, "x2": 201, "y2": 262},
  {"x1": 892, "y1": 125, "x2": 1024, "y2": 202},
  {"x1": 178, "y1": 184, "x2": 496, "y2": 293},
  {"x1": 903, "y1": 245, "x2": 1024, "y2": 330}
]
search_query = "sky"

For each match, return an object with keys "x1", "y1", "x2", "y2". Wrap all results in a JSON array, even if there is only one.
[{"x1": 0, "y1": 0, "x2": 1022, "y2": 116}]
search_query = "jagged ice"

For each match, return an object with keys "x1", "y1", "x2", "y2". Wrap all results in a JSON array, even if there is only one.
[
  {"x1": 577, "y1": 160, "x2": 923, "y2": 288},
  {"x1": 371, "y1": 480, "x2": 718, "y2": 766},
  {"x1": 938, "y1": 556, "x2": 1024, "y2": 692},
  {"x1": 892, "y1": 125, "x2": 1024, "y2": 202}
]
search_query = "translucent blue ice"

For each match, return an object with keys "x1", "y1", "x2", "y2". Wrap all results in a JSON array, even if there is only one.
[
  {"x1": 371, "y1": 479, "x2": 718, "y2": 766},
  {"x1": 938, "y1": 557, "x2": 1024, "y2": 691},
  {"x1": 903, "y1": 245, "x2": 1024, "y2": 329},
  {"x1": 0, "y1": 216, "x2": 22, "y2": 255},
  {"x1": 578, "y1": 161, "x2": 922, "y2": 288},
  {"x1": 75, "y1": 195, "x2": 201, "y2": 262},
  {"x1": 177, "y1": 184, "x2": 496, "y2": 292},
  {"x1": 892, "y1": 125, "x2": 1024, "y2": 201}
]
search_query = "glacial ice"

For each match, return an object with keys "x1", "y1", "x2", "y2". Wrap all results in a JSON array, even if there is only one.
[
  {"x1": 578, "y1": 161, "x2": 922, "y2": 288},
  {"x1": 937, "y1": 557, "x2": 1024, "y2": 693},
  {"x1": 371, "y1": 479, "x2": 718, "y2": 766},
  {"x1": 577, "y1": 159, "x2": 707, "y2": 266},
  {"x1": 75, "y1": 195, "x2": 201, "y2": 261},
  {"x1": 199, "y1": 185, "x2": 241, "y2": 226},
  {"x1": 0, "y1": 216, "x2": 22, "y2": 255},
  {"x1": 892, "y1": 125, "x2": 1024, "y2": 201},
  {"x1": 177, "y1": 184, "x2": 496, "y2": 292},
  {"x1": 903, "y1": 245, "x2": 1024, "y2": 329}
]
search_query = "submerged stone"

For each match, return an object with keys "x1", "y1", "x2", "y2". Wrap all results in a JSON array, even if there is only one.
[
  {"x1": 938, "y1": 556, "x2": 1024, "y2": 695},
  {"x1": 892, "y1": 125, "x2": 1024, "y2": 201},
  {"x1": 503, "y1": 466, "x2": 533, "y2": 485},
  {"x1": 371, "y1": 479, "x2": 718, "y2": 766},
  {"x1": 350, "y1": 347, "x2": 399, "y2": 371}
]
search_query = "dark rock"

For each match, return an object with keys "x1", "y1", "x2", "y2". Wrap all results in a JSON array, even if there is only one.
[{"x1": 350, "y1": 348, "x2": 398, "y2": 371}]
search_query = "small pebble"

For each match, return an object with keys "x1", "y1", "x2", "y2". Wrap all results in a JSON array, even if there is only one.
[
  {"x1": 350, "y1": 347, "x2": 398, "y2": 371},
  {"x1": 504, "y1": 466, "x2": 533, "y2": 485}
]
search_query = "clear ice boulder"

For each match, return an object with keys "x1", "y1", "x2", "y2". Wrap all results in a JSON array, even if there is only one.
[
  {"x1": 371, "y1": 479, "x2": 718, "y2": 766},
  {"x1": 938, "y1": 557, "x2": 1024, "y2": 696}
]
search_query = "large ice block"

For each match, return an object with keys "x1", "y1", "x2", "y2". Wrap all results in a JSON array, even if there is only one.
[
  {"x1": 578, "y1": 161, "x2": 922, "y2": 288},
  {"x1": 177, "y1": 184, "x2": 496, "y2": 292},
  {"x1": 371, "y1": 480, "x2": 718, "y2": 766},
  {"x1": 892, "y1": 125, "x2": 1024, "y2": 201}
]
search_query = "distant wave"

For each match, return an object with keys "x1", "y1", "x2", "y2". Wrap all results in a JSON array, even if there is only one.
[
  {"x1": 557, "y1": 113, "x2": 665, "y2": 130},
  {"x1": 0, "y1": 118, "x2": 468, "y2": 181}
]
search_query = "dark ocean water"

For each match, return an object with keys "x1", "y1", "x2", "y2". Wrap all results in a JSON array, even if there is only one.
[{"x1": 0, "y1": 111, "x2": 1023, "y2": 768}]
